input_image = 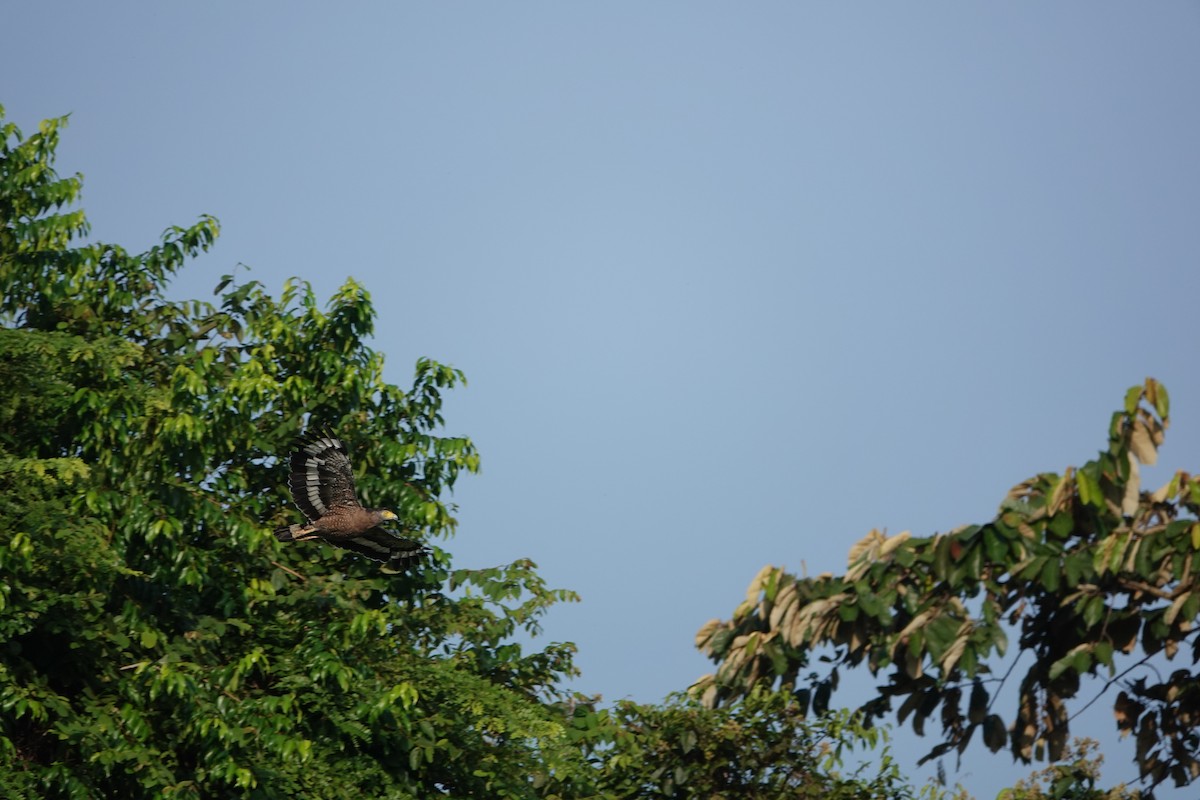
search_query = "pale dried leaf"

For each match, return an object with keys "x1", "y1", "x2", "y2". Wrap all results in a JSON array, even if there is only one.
[
  {"x1": 1121, "y1": 453, "x2": 1140, "y2": 517},
  {"x1": 732, "y1": 599, "x2": 754, "y2": 621},
  {"x1": 788, "y1": 599, "x2": 827, "y2": 645},
  {"x1": 1006, "y1": 478, "x2": 1037, "y2": 502},
  {"x1": 1049, "y1": 469, "x2": 1075, "y2": 514},
  {"x1": 744, "y1": 659, "x2": 761, "y2": 687},
  {"x1": 1129, "y1": 419, "x2": 1158, "y2": 465},
  {"x1": 722, "y1": 642, "x2": 747, "y2": 675},
  {"x1": 790, "y1": 594, "x2": 846, "y2": 646},
  {"x1": 940, "y1": 621, "x2": 972, "y2": 674},
  {"x1": 688, "y1": 672, "x2": 712, "y2": 695},
  {"x1": 695, "y1": 618, "x2": 722, "y2": 649},
  {"x1": 1122, "y1": 537, "x2": 1142, "y2": 574},
  {"x1": 745, "y1": 564, "x2": 776, "y2": 604},
  {"x1": 880, "y1": 530, "x2": 912, "y2": 557},
  {"x1": 848, "y1": 529, "x2": 885, "y2": 567},
  {"x1": 768, "y1": 583, "x2": 798, "y2": 631},
  {"x1": 895, "y1": 609, "x2": 933, "y2": 644},
  {"x1": 1165, "y1": 592, "x2": 1190, "y2": 626},
  {"x1": 1094, "y1": 533, "x2": 1126, "y2": 577}
]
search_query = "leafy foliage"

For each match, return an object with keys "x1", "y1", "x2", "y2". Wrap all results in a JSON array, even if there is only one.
[
  {"x1": 568, "y1": 688, "x2": 958, "y2": 800},
  {"x1": 0, "y1": 104, "x2": 583, "y2": 799},
  {"x1": 696, "y1": 377, "x2": 1200, "y2": 794},
  {"x1": 996, "y1": 739, "x2": 1141, "y2": 800}
]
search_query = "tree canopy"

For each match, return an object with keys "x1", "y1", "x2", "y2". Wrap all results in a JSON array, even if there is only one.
[
  {"x1": 0, "y1": 103, "x2": 586, "y2": 798},
  {"x1": 696, "y1": 375, "x2": 1199, "y2": 795}
]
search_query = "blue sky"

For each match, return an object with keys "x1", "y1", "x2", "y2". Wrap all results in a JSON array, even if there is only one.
[{"x1": 5, "y1": 3, "x2": 1200, "y2": 794}]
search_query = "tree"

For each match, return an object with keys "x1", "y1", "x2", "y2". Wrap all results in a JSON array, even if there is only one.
[
  {"x1": 569, "y1": 688, "x2": 957, "y2": 800},
  {"x1": 0, "y1": 103, "x2": 583, "y2": 798},
  {"x1": 996, "y1": 739, "x2": 1141, "y2": 800},
  {"x1": 695, "y1": 377, "x2": 1200, "y2": 796}
]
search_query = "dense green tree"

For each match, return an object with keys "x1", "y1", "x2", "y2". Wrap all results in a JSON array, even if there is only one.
[
  {"x1": 568, "y1": 688, "x2": 953, "y2": 800},
  {"x1": 696, "y1": 377, "x2": 1199, "y2": 796},
  {"x1": 996, "y1": 740, "x2": 1140, "y2": 800},
  {"x1": 0, "y1": 104, "x2": 583, "y2": 799}
]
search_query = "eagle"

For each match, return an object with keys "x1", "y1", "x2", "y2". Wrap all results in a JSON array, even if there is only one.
[{"x1": 273, "y1": 430, "x2": 427, "y2": 571}]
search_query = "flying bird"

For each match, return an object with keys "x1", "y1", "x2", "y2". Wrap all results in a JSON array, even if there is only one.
[{"x1": 273, "y1": 430, "x2": 427, "y2": 571}]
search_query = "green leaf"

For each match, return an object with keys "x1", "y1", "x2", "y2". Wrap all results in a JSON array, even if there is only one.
[
  {"x1": 983, "y1": 528, "x2": 1007, "y2": 564},
  {"x1": 1076, "y1": 466, "x2": 1102, "y2": 509},
  {"x1": 1048, "y1": 511, "x2": 1074, "y2": 539},
  {"x1": 1094, "y1": 640, "x2": 1114, "y2": 669},
  {"x1": 1124, "y1": 385, "x2": 1142, "y2": 415},
  {"x1": 1071, "y1": 646, "x2": 1092, "y2": 675},
  {"x1": 1153, "y1": 382, "x2": 1170, "y2": 419},
  {"x1": 1063, "y1": 551, "x2": 1088, "y2": 587},
  {"x1": 1022, "y1": 554, "x2": 1048, "y2": 580},
  {"x1": 1048, "y1": 652, "x2": 1075, "y2": 681},
  {"x1": 1040, "y1": 558, "x2": 1061, "y2": 593},
  {"x1": 934, "y1": 535, "x2": 952, "y2": 580}
]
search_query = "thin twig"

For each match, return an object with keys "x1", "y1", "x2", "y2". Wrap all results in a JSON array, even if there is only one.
[
  {"x1": 1116, "y1": 578, "x2": 1185, "y2": 601},
  {"x1": 1066, "y1": 627, "x2": 1200, "y2": 724},
  {"x1": 1066, "y1": 651, "x2": 1155, "y2": 724},
  {"x1": 270, "y1": 560, "x2": 307, "y2": 582},
  {"x1": 985, "y1": 642, "x2": 1026, "y2": 714}
]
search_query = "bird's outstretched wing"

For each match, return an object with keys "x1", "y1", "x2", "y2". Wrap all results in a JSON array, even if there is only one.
[
  {"x1": 287, "y1": 431, "x2": 361, "y2": 521},
  {"x1": 323, "y1": 527, "x2": 429, "y2": 572}
]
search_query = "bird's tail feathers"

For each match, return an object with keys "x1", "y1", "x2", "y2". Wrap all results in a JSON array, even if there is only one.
[{"x1": 274, "y1": 523, "x2": 319, "y2": 542}]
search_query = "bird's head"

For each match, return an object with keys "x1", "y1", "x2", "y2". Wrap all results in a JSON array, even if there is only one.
[{"x1": 377, "y1": 509, "x2": 399, "y2": 523}]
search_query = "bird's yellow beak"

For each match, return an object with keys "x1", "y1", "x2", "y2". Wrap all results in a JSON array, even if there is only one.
[{"x1": 380, "y1": 509, "x2": 399, "y2": 522}]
